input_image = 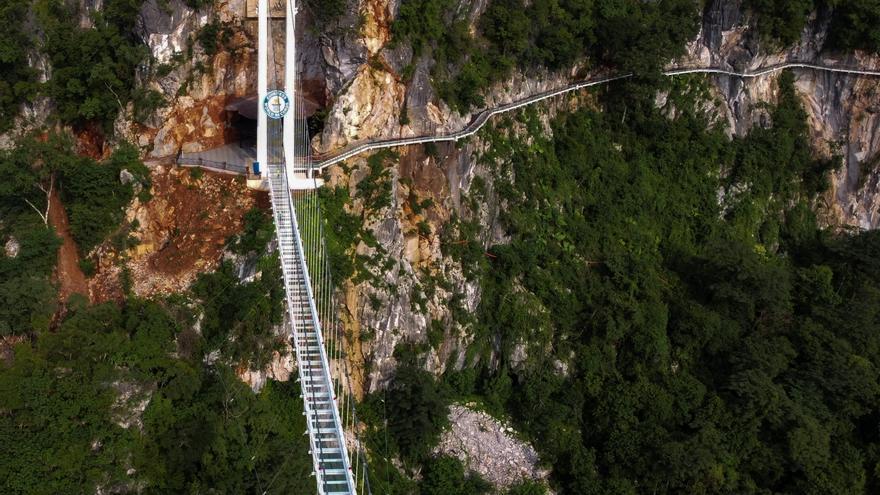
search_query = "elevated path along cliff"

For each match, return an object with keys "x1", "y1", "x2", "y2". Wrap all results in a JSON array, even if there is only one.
[{"x1": 179, "y1": 61, "x2": 880, "y2": 180}]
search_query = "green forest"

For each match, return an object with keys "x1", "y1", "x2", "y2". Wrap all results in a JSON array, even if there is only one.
[
  {"x1": 0, "y1": 134, "x2": 315, "y2": 491},
  {"x1": 460, "y1": 72, "x2": 873, "y2": 493},
  {"x1": 351, "y1": 70, "x2": 880, "y2": 494},
  {"x1": 3, "y1": 0, "x2": 880, "y2": 493},
  {"x1": 388, "y1": 0, "x2": 880, "y2": 111}
]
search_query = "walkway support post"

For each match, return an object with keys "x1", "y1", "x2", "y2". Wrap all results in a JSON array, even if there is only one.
[
  {"x1": 256, "y1": 0, "x2": 268, "y2": 170},
  {"x1": 283, "y1": 0, "x2": 296, "y2": 172}
]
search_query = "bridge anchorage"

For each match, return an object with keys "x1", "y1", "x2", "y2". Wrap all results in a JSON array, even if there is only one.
[{"x1": 257, "y1": 0, "x2": 369, "y2": 493}]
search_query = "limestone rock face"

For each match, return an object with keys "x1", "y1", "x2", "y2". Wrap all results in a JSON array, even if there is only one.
[
  {"x1": 300, "y1": 2, "x2": 592, "y2": 399},
  {"x1": 129, "y1": 0, "x2": 257, "y2": 158},
  {"x1": 320, "y1": 67, "x2": 406, "y2": 150},
  {"x1": 239, "y1": 346, "x2": 295, "y2": 391},
  {"x1": 310, "y1": 0, "x2": 880, "y2": 411},
  {"x1": 684, "y1": 0, "x2": 880, "y2": 228}
]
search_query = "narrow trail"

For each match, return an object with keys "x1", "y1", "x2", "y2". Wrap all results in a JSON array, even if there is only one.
[
  {"x1": 48, "y1": 187, "x2": 89, "y2": 303},
  {"x1": 308, "y1": 61, "x2": 880, "y2": 169}
]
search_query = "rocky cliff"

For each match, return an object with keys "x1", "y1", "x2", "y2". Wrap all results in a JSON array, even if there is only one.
[
  {"x1": 8, "y1": 0, "x2": 880, "y2": 489},
  {"x1": 683, "y1": 0, "x2": 880, "y2": 229},
  {"x1": 289, "y1": 0, "x2": 880, "y2": 399},
  {"x1": 315, "y1": 0, "x2": 880, "y2": 404},
  {"x1": 127, "y1": 0, "x2": 257, "y2": 157},
  {"x1": 11, "y1": 0, "x2": 878, "y2": 411}
]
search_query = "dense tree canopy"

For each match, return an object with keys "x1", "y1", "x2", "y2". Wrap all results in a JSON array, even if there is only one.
[
  {"x1": 3, "y1": 0, "x2": 880, "y2": 492},
  {"x1": 0, "y1": 0, "x2": 38, "y2": 131},
  {"x1": 434, "y1": 71, "x2": 880, "y2": 493},
  {"x1": 0, "y1": 296, "x2": 312, "y2": 494},
  {"x1": 0, "y1": 135, "x2": 63, "y2": 335},
  {"x1": 744, "y1": 0, "x2": 880, "y2": 51},
  {"x1": 36, "y1": 0, "x2": 150, "y2": 130},
  {"x1": 826, "y1": 0, "x2": 880, "y2": 52},
  {"x1": 393, "y1": 0, "x2": 703, "y2": 110},
  {"x1": 60, "y1": 142, "x2": 149, "y2": 254},
  {"x1": 392, "y1": 0, "x2": 880, "y2": 112}
]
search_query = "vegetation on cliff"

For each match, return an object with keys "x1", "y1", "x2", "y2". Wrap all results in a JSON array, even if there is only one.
[
  {"x1": 36, "y1": 0, "x2": 154, "y2": 130},
  {"x1": 340, "y1": 69, "x2": 880, "y2": 494},
  {"x1": 442, "y1": 72, "x2": 880, "y2": 493},
  {"x1": 1, "y1": 0, "x2": 161, "y2": 133},
  {"x1": 0, "y1": 0, "x2": 38, "y2": 132},
  {"x1": 0, "y1": 132, "x2": 148, "y2": 261},
  {"x1": 393, "y1": 0, "x2": 701, "y2": 110},
  {"x1": 0, "y1": 132, "x2": 148, "y2": 335},
  {"x1": 747, "y1": 0, "x2": 880, "y2": 51},
  {"x1": 391, "y1": 0, "x2": 880, "y2": 112},
  {"x1": 0, "y1": 122, "x2": 311, "y2": 492},
  {"x1": 0, "y1": 184, "x2": 311, "y2": 491}
]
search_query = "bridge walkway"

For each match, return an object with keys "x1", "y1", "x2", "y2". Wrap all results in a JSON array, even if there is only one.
[{"x1": 266, "y1": 157, "x2": 355, "y2": 493}]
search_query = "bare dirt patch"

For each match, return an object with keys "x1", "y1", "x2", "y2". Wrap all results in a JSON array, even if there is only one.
[
  {"x1": 90, "y1": 165, "x2": 265, "y2": 301},
  {"x1": 74, "y1": 122, "x2": 109, "y2": 160},
  {"x1": 48, "y1": 187, "x2": 89, "y2": 303}
]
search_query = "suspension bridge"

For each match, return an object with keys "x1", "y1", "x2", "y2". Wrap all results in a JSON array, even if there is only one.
[
  {"x1": 256, "y1": 0, "x2": 368, "y2": 493},
  {"x1": 213, "y1": 4, "x2": 880, "y2": 492}
]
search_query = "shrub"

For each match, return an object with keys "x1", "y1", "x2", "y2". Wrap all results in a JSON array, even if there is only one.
[
  {"x1": 60, "y1": 142, "x2": 149, "y2": 254},
  {"x1": 420, "y1": 456, "x2": 491, "y2": 495},
  {"x1": 384, "y1": 363, "x2": 450, "y2": 462}
]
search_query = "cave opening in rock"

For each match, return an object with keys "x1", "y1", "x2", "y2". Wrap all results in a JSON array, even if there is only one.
[
  {"x1": 225, "y1": 92, "x2": 323, "y2": 159},
  {"x1": 225, "y1": 96, "x2": 259, "y2": 155}
]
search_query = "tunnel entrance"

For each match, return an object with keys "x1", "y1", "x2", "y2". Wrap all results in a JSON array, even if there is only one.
[
  {"x1": 226, "y1": 92, "x2": 322, "y2": 154},
  {"x1": 225, "y1": 96, "x2": 258, "y2": 155}
]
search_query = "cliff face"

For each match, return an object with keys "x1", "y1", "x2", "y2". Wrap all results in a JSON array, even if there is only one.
[
  {"x1": 7, "y1": 0, "x2": 880, "y2": 488},
  {"x1": 684, "y1": 0, "x2": 880, "y2": 228},
  {"x1": 127, "y1": 0, "x2": 257, "y2": 157},
  {"x1": 307, "y1": 0, "x2": 880, "y2": 398},
  {"x1": 10, "y1": 0, "x2": 876, "y2": 399},
  {"x1": 9, "y1": 0, "x2": 876, "y2": 387}
]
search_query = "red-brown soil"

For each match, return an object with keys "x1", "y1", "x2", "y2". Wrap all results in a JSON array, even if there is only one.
[
  {"x1": 90, "y1": 165, "x2": 266, "y2": 302},
  {"x1": 48, "y1": 186, "x2": 90, "y2": 303},
  {"x1": 74, "y1": 122, "x2": 108, "y2": 160}
]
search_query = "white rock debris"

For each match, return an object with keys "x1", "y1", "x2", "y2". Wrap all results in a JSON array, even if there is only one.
[
  {"x1": 4, "y1": 236, "x2": 20, "y2": 258},
  {"x1": 435, "y1": 404, "x2": 549, "y2": 490}
]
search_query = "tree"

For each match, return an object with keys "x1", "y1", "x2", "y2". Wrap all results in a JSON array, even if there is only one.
[
  {"x1": 384, "y1": 363, "x2": 450, "y2": 463},
  {"x1": 420, "y1": 456, "x2": 491, "y2": 495},
  {"x1": 36, "y1": 0, "x2": 149, "y2": 130},
  {"x1": 0, "y1": 0, "x2": 37, "y2": 131},
  {"x1": 827, "y1": 0, "x2": 880, "y2": 52}
]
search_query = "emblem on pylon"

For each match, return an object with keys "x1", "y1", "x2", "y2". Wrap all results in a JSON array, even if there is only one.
[{"x1": 264, "y1": 90, "x2": 290, "y2": 119}]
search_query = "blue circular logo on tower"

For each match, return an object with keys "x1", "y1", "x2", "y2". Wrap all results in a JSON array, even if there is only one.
[{"x1": 264, "y1": 90, "x2": 289, "y2": 119}]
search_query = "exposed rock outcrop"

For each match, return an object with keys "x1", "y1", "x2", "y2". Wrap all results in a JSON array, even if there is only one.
[
  {"x1": 684, "y1": 0, "x2": 880, "y2": 228},
  {"x1": 238, "y1": 346, "x2": 295, "y2": 391},
  {"x1": 111, "y1": 0, "x2": 880, "y2": 399},
  {"x1": 130, "y1": 0, "x2": 256, "y2": 157},
  {"x1": 4, "y1": 237, "x2": 19, "y2": 258},
  {"x1": 435, "y1": 404, "x2": 550, "y2": 490}
]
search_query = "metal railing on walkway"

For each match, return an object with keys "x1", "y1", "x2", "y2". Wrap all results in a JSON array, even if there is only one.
[
  {"x1": 309, "y1": 60, "x2": 880, "y2": 170},
  {"x1": 177, "y1": 60, "x2": 880, "y2": 179}
]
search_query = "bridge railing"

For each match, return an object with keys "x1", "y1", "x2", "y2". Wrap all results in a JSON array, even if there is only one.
[
  {"x1": 176, "y1": 156, "x2": 253, "y2": 175},
  {"x1": 308, "y1": 61, "x2": 880, "y2": 169}
]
